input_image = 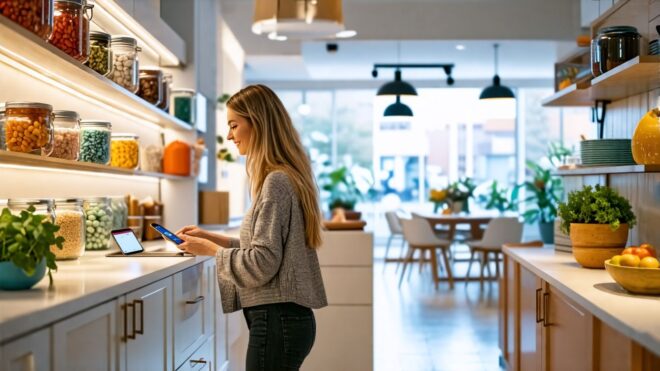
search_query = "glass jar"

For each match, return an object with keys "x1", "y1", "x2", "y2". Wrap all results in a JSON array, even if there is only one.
[
  {"x1": 138, "y1": 67, "x2": 163, "y2": 106},
  {"x1": 171, "y1": 88, "x2": 196, "y2": 126},
  {"x1": 7, "y1": 198, "x2": 55, "y2": 221},
  {"x1": 593, "y1": 26, "x2": 641, "y2": 76},
  {"x1": 110, "y1": 133, "x2": 139, "y2": 169},
  {"x1": 141, "y1": 144, "x2": 163, "y2": 173},
  {"x1": 53, "y1": 198, "x2": 85, "y2": 260},
  {"x1": 110, "y1": 196, "x2": 128, "y2": 230},
  {"x1": 0, "y1": 103, "x2": 5, "y2": 150},
  {"x1": 48, "y1": 0, "x2": 84, "y2": 61},
  {"x1": 79, "y1": 120, "x2": 111, "y2": 164},
  {"x1": 79, "y1": 0, "x2": 93, "y2": 63},
  {"x1": 3, "y1": 102, "x2": 54, "y2": 155},
  {"x1": 110, "y1": 35, "x2": 140, "y2": 92},
  {"x1": 50, "y1": 110, "x2": 80, "y2": 160},
  {"x1": 82, "y1": 197, "x2": 113, "y2": 250},
  {"x1": 0, "y1": 0, "x2": 53, "y2": 40},
  {"x1": 86, "y1": 30, "x2": 112, "y2": 76},
  {"x1": 158, "y1": 73, "x2": 172, "y2": 111}
]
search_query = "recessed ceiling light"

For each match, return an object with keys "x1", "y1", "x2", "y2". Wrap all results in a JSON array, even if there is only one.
[
  {"x1": 267, "y1": 32, "x2": 287, "y2": 41},
  {"x1": 336, "y1": 30, "x2": 357, "y2": 38},
  {"x1": 456, "y1": 44, "x2": 466, "y2": 51}
]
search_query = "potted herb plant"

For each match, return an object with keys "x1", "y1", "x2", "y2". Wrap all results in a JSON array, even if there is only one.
[
  {"x1": 0, "y1": 206, "x2": 64, "y2": 290},
  {"x1": 318, "y1": 165, "x2": 364, "y2": 220},
  {"x1": 557, "y1": 185, "x2": 636, "y2": 268},
  {"x1": 478, "y1": 180, "x2": 517, "y2": 214}
]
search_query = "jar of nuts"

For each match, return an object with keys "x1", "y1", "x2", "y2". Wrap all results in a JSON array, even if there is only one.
[
  {"x1": 110, "y1": 133, "x2": 139, "y2": 169},
  {"x1": 110, "y1": 35, "x2": 140, "y2": 93},
  {"x1": 79, "y1": 120, "x2": 111, "y2": 164},
  {"x1": 82, "y1": 197, "x2": 113, "y2": 250},
  {"x1": 171, "y1": 88, "x2": 196, "y2": 126},
  {"x1": 48, "y1": 0, "x2": 84, "y2": 61},
  {"x1": 138, "y1": 67, "x2": 163, "y2": 106},
  {"x1": 53, "y1": 198, "x2": 85, "y2": 260},
  {"x1": 86, "y1": 30, "x2": 112, "y2": 76},
  {"x1": 50, "y1": 110, "x2": 80, "y2": 161},
  {"x1": 3, "y1": 102, "x2": 54, "y2": 155},
  {"x1": 0, "y1": 0, "x2": 54, "y2": 40},
  {"x1": 7, "y1": 198, "x2": 55, "y2": 222},
  {"x1": 158, "y1": 73, "x2": 172, "y2": 111}
]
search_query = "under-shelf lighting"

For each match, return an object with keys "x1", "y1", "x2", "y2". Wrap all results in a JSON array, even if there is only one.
[{"x1": 0, "y1": 164, "x2": 161, "y2": 183}]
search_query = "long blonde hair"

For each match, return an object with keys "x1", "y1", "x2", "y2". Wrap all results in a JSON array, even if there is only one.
[{"x1": 227, "y1": 85, "x2": 323, "y2": 248}]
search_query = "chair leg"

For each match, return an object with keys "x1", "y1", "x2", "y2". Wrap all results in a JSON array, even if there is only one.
[
  {"x1": 485, "y1": 252, "x2": 493, "y2": 277},
  {"x1": 384, "y1": 235, "x2": 394, "y2": 260},
  {"x1": 430, "y1": 248, "x2": 439, "y2": 290},
  {"x1": 419, "y1": 249, "x2": 428, "y2": 274},
  {"x1": 399, "y1": 247, "x2": 415, "y2": 287},
  {"x1": 395, "y1": 239, "x2": 407, "y2": 273},
  {"x1": 479, "y1": 251, "x2": 489, "y2": 285},
  {"x1": 440, "y1": 247, "x2": 454, "y2": 289},
  {"x1": 466, "y1": 249, "x2": 476, "y2": 279},
  {"x1": 495, "y1": 252, "x2": 501, "y2": 278}
]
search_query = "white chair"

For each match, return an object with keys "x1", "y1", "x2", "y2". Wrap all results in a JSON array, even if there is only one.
[
  {"x1": 384, "y1": 211, "x2": 406, "y2": 260},
  {"x1": 399, "y1": 218, "x2": 454, "y2": 290},
  {"x1": 466, "y1": 217, "x2": 523, "y2": 283}
]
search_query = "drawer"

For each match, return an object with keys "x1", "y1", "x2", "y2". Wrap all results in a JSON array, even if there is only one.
[
  {"x1": 176, "y1": 336, "x2": 213, "y2": 371},
  {"x1": 321, "y1": 267, "x2": 372, "y2": 305},
  {"x1": 173, "y1": 264, "x2": 213, "y2": 368},
  {"x1": 317, "y1": 231, "x2": 373, "y2": 266}
]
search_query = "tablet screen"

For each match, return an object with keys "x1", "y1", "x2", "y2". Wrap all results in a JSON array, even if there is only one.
[{"x1": 112, "y1": 229, "x2": 144, "y2": 254}]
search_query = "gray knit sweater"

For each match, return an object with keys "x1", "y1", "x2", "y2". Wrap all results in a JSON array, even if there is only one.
[{"x1": 215, "y1": 171, "x2": 328, "y2": 313}]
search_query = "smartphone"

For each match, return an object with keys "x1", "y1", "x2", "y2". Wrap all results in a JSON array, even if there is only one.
[
  {"x1": 150, "y1": 223, "x2": 184, "y2": 245},
  {"x1": 111, "y1": 228, "x2": 145, "y2": 255}
]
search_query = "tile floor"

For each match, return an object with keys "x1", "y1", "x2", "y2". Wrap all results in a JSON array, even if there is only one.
[{"x1": 373, "y1": 237, "x2": 505, "y2": 371}]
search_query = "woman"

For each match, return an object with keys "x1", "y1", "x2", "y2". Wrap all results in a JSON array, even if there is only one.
[{"x1": 175, "y1": 84, "x2": 327, "y2": 371}]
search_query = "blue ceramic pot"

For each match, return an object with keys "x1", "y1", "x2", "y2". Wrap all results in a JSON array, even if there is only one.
[
  {"x1": 0, "y1": 259, "x2": 46, "y2": 290},
  {"x1": 539, "y1": 221, "x2": 555, "y2": 244}
]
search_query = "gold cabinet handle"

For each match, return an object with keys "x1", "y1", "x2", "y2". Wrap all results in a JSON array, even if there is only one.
[
  {"x1": 186, "y1": 295, "x2": 205, "y2": 304},
  {"x1": 126, "y1": 302, "x2": 136, "y2": 340},
  {"x1": 122, "y1": 303, "x2": 129, "y2": 342},
  {"x1": 190, "y1": 358, "x2": 208, "y2": 365},
  {"x1": 535, "y1": 288, "x2": 543, "y2": 323},
  {"x1": 542, "y1": 292, "x2": 550, "y2": 327},
  {"x1": 134, "y1": 299, "x2": 144, "y2": 335}
]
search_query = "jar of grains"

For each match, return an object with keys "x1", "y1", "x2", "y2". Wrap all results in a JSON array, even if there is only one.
[
  {"x1": 79, "y1": 0, "x2": 93, "y2": 63},
  {"x1": 3, "y1": 102, "x2": 54, "y2": 155},
  {"x1": 82, "y1": 197, "x2": 113, "y2": 250},
  {"x1": 53, "y1": 198, "x2": 85, "y2": 260},
  {"x1": 7, "y1": 198, "x2": 55, "y2": 222},
  {"x1": 48, "y1": 0, "x2": 84, "y2": 61},
  {"x1": 158, "y1": 73, "x2": 172, "y2": 111},
  {"x1": 85, "y1": 30, "x2": 112, "y2": 76},
  {"x1": 79, "y1": 120, "x2": 111, "y2": 164},
  {"x1": 110, "y1": 35, "x2": 140, "y2": 92},
  {"x1": 141, "y1": 144, "x2": 163, "y2": 173},
  {"x1": 0, "y1": 0, "x2": 53, "y2": 40},
  {"x1": 110, "y1": 133, "x2": 139, "y2": 169},
  {"x1": 171, "y1": 88, "x2": 196, "y2": 126},
  {"x1": 138, "y1": 67, "x2": 163, "y2": 106},
  {"x1": 110, "y1": 196, "x2": 128, "y2": 230},
  {"x1": 50, "y1": 110, "x2": 80, "y2": 160}
]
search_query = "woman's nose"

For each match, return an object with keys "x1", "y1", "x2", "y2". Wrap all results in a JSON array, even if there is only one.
[{"x1": 227, "y1": 132, "x2": 233, "y2": 140}]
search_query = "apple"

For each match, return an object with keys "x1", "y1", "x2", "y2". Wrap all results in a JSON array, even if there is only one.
[
  {"x1": 640, "y1": 243, "x2": 657, "y2": 258},
  {"x1": 632, "y1": 247, "x2": 653, "y2": 259},
  {"x1": 640, "y1": 257, "x2": 660, "y2": 269},
  {"x1": 622, "y1": 247, "x2": 635, "y2": 256},
  {"x1": 620, "y1": 254, "x2": 641, "y2": 267},
  {"x1": 610, "y1": 255, "x2": 622, "y2": 266}
]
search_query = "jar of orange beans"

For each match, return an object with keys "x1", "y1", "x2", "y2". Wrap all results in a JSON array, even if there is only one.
[
  {"x1": 2, "y1": 102, "x2": 54, "y2": 155},
  {"x1": 48, "y1": 0, "x2": 84, "y2": 61},
  {"x1": 0, "y1": 0, "x2": 53, "y2": 40}
]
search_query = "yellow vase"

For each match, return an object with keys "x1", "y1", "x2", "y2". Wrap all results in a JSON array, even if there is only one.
[{"x1": 632, "y1": 108, "x2": 660, "y2": 165}]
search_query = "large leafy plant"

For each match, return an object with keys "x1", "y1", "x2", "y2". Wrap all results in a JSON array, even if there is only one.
[
  {"x1": 513, "y1": 161, "x2": 563, "y2": 224},
  {"x1": 0, "y1": 206, "x2": 64, "y2": 286},
  {"x1": 478, "y1": 181, "x2": 517, "y2": 213},
  {"x1": 318, "y1": 165, "x2": 362, "y2": 210},
  {"x1": 557, "y1": 185, "x2": 636, "y2": 234}
]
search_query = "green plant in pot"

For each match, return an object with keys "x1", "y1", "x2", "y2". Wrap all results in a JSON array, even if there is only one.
[
  {"x1": 447, "y1": 177, "x2": 476, "y2": 214},
  {"x1": 0, "y1": 206, "x2": 64, "y2": 290},
  {"x1": 478, "y1": 180, "x2": 517, "y2": 214},
  {"x1": 318, "y1": 165, "x2": 364, "y2": 220},
  {"x1": 558, "y1": 185, "x2": 636, "y2": 269}
]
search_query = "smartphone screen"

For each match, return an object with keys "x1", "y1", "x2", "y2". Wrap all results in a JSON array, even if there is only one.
[
  {"x1": 150, "y1": 223, "x2": 184, "y2": 245},
  {"x1": 111, "y1": 229, "x2": 144, "y2": 255}
]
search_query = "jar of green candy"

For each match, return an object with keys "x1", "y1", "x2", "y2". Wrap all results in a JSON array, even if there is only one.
[
  {"x1": 171, "y1": 88, "x2": 195, "y2": 126},
  {"x1": 110, "y1": 196, "x2": 128, "y2": 230},
  {"x1": 86, "y1": 31, "x2": 112, "y2": 76},
  {"x1": 82, "y1": 197, "x2": 113, "y2": 250},
  {"x1": 79, "y1": 120, "x2": 111, "y2": 165}
]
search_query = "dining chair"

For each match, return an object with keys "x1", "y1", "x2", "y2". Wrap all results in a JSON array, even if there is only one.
[
  {"x1": 399, "y1": 218, "x2": 454, "y2": 290},
  {"x1": 384, "y1": 210, "x2": 406, "y2": 261},
  {"x1": 466, "y1": 217, "x2": 523, "y2": 283}
]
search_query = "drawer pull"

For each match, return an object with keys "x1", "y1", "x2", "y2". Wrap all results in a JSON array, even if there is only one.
[
  {"x1": 126, "y1": 302, "x2": 136, "y2": 340},
  {"x1": 134, "y1": 299, "x2": 144, "y2": 335},
  {"x1": 542, "y1": 292, "x2": 550, "y2": 327},
  {"x1": 190, "y1": 358, "x2": 208, "y2": 365},
  {"x1": 535, "y1": 288, "x2": 543, "y2": 323},
  {"x1": 186, "y1": 295, "x2": 205, "y2": 304}
]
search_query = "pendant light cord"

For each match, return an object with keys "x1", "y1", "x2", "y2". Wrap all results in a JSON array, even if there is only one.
[{"x1": 493, "y1": 43, "x2": 499, "y2": 76}]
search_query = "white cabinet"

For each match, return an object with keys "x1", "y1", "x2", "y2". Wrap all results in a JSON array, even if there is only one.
[
  {"x1": 52, "y1": 300, "x2": 119, "y2": 371},
  {"x1": 0, "y1": 328, "x2": 50, "y2": 371},
  {"x1": 177, "y1": 336, "x2": 214, "y2": 371}
]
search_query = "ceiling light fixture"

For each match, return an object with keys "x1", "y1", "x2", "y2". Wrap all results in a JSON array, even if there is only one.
[
  {"x1": 455, "y1": 44, "x2": 465, "y2": 51},
  {"x1": 480, "y1": 43, "x2": 515, "y2": 100},
  {"x1": 383, "y1": 96, "x2": 413, "y2": 117},
  {"x1": 377, "y1": 69, "x2": 417, "y2": 96}
]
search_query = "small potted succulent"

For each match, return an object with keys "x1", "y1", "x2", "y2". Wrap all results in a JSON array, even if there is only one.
[
  {"x1": 0, "y1": 206, "x2": 64, "y2": 290},
  {"x1": 557, "y1": 185, "x2": 636, "y2": 268}
]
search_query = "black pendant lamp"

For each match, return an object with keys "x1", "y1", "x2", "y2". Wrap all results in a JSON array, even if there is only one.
[
  {"x1": 377, "y1": 69, "x2": 417, "y2": 96},
  {"x1": 384, "y1": 96, "x2": 413, "y2": 117},
  {"x1": 480, "y1": 44, "x2": 515, "y2": 100}
]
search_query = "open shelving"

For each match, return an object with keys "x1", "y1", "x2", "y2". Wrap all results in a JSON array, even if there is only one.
[{"x1": 555, "y1": 164, "x2": 660, "y2": 176}]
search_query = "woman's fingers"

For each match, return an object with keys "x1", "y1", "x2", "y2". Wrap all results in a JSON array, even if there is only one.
[{"x1": 176, "y1": 225, "x2": 197, "y2": 235}]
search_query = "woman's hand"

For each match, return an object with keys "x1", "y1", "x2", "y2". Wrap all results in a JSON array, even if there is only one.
[
  {"x1": 176, "y1": 225, "x2": 210, "y2": 239},
  {"x1": 177, "y1": 234, "x2": 220, "y2": 256}
]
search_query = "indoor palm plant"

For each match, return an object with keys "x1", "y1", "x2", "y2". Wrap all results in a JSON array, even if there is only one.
[
  {"x1": 0, "y1": 206, "x2": 64, "y2": 290},
  {"x1": 478, "y1": 180, "x2": 517, "y2": 214}
]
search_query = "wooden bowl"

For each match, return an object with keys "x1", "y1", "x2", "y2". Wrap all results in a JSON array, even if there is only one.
[
  {"x1": 604, "y1": 260, "x2": 660, "y2": 295},
  {"x1": 322, "y1": 220, "x2": 366, "y2": 231}
]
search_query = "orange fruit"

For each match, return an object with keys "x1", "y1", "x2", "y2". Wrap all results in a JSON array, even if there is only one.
[
  {"x1": 640, "y1": 257, "x2": 660, "y2": 269},
  {"x1": 620, "y1": 254, "x2": 641, "y2": 267},
  {"x1": 622, "y1": 247, "x2": 635, "y2": 255},
  {"x1": 640, "y1": 243, "x2": 657, "y2": 258},
  {"x1": 633, "y1": 247, "x2": 653, "y2": 259}
]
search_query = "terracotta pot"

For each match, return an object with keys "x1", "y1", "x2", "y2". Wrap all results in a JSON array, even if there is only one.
[{"x1": 570, "y1": 223, "x2": 628, "y2": 269}]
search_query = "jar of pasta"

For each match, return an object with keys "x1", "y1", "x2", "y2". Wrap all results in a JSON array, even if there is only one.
[
  {"x1": 110, "y1": 133, "x2": 139, "y2": 169},
  {"x1": 3, "y1": 102, "x2": 54, "y2": 155},
  {"x1": 53, "y1": 198, "x2": 85, "y2": 260},
  {"x1": 50, "y1": 110, "x2": 80, "y2": 160},
  {"x1": 82, "y1": 197, "x2": 113, "y2": 250},
  {"x1": 79, "y1": 120, "x2": 111, "y2": 164}
]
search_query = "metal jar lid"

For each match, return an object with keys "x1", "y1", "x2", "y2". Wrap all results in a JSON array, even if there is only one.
[
  {"x1": 54, "y1": 0, "x2": 84, "y2": 4},
  {"x1": 80, "y1": 120, "x2": 112, "y2": 129},
  {"x1": 7, "y1": 198, "x2": 55, "y2": 208},
  {"x1": 83, "y1": 196, "x2": 110, "y2": 204},
  {"x1": 111, "y1": 132, "x2": 139, "y2": 140},
  {"x1": 54, "y1": 198, "x2": 83, "y2": 206},
  {"x1": 171, "y1": 88, "x2": 196, "y2": 94},
  {"x1": 598, "y1": 26, "x2": 639, "y2": 35},
  {"x1": 5, "y1": 102, "x2": 53, "y2": 111},
  {"x1": 53, "y1": 110, "x2": 80, "y2": 121},
  {"x1": 111, "y1": 35, "x2": 138, "y2": 47},
  {"x1": 90, "y1": 31, "x2": 111, "y2": 43},
  {"x1": 0, "y1": 102, "x2": 5, "y2": 114}
]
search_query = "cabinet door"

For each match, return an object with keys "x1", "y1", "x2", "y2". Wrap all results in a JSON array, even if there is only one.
[
  {"x1": 543, "y1": 284, "x2": 593, "y2": 371},
  {"x1": 519, "y1": 266, "x2": 543, "y2": 371},
  {"x1": 125, "y1": 277, "x2": 173, "y2": 371},
  {"x1": 504, "y1": 255, "x2": 517, "y2": 370},
  {"x1": 52, "y1": 300, "x2": 118, "y2": 371},
  {"x1": 0, "y1": 328, "x2": 50, "y2": 371}
]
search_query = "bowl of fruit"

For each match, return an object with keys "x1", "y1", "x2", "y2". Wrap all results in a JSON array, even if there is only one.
[{"x1": 604, "y1": 243, "x2": 660, "y2": 295}]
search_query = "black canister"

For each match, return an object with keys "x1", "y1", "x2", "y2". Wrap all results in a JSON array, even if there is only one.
[{"x1": 592, "y1": 26, "x2": 641, "y2": 76}]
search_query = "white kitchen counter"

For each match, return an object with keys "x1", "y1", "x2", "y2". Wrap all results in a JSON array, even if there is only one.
[
  {"x1": 0, "y1": 241, "x2": 212, "y2": 344},
  {"x1": 504, "y1": 246, "x2": 660, "y2": 357}
]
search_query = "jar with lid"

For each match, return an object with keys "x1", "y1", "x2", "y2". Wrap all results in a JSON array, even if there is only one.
[
  {"x1": 110, "y1": 196, "x2": 128, "y2": 230},
  {"x1": 48, "y1": 0, "x2": 84, "y2": 61},
  {"x1": 50, "y1": 110, "x2": 80, "y2": 160},
  {"x1": 3, "y1": 102, "x2": 54, "y2": 155},
  {"x1": 110, "y1": 35, "x2": 141, "y2": 92},
  {"x1": 80, "y1": 0, "x2": 93, "y2": 63},
  {"x1": 138, "y1": 67, "x2": 163, "y2": 106},
  {"x1": 171, "y1": 88, "x2": 196, "y2": 126},
  {"x1": 0, "y1": 0, "x2": 53, "y2": 40},
  {"x1": 7, "y1": 198, "x2": 55, "y2": 222},
  {"x1": 80, "y1": 120, "x2": 111, "y2": 164},
  {"x1": 86, "y1": 30, "x2": 112, "y2": 76},
  {"x1": 53, "y1": 198, "x2": 85, "y2": 260},
  {"x1": 163, "y1": 140, "x2": 192, "y2": 176},
  {"x1": 158, "y1": 74, "x2": 172, "y2": 111},
  {"x1": 82, "y1": 197, "x2": 113, "y2": 250},
  {"x1": 141, "y1": 144, "x2": 163, "y2": 173},
  {"x1": 592, "y1": 26, "x2": 641, "y2": 76},
  {"x1": 110, "y1": 133, "x2": 139, "y2": 169},
  {"x1": 0, "y1": 103, "x2": 5, "y2": 151}
]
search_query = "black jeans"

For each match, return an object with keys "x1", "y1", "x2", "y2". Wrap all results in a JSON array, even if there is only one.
[{"x1": 243, "y1": 302, "x2": 316, "y2": 371}]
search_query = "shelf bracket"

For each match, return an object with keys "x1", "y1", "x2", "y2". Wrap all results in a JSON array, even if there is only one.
[{"x1": 591, "y1": 100, "x2": 611, "y2": 139}]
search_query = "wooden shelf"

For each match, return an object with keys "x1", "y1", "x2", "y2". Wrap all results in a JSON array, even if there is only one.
[
  {"x1": 555, "y1": 164, "x2": 660, "y2": 176},
  {"x1": 0, "y1": 150, "x2": 195, "y2": 180},
  {"x1": 541, "y1": 80, "x2": 592, "y2": 107},
  {"x1": 0, "y1": 16, "x2": 193, "y2": 132}
]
